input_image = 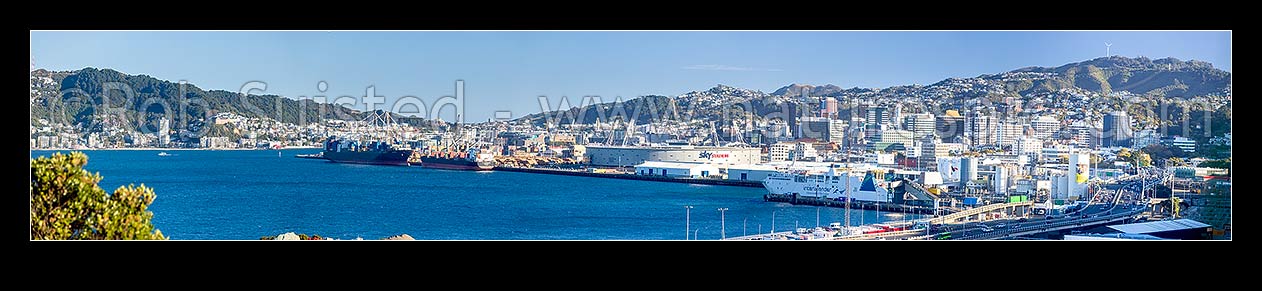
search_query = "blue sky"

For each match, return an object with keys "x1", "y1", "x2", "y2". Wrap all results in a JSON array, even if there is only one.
[{"x1": 30, "y1": 31, "x2": 1231, "y2": 122}]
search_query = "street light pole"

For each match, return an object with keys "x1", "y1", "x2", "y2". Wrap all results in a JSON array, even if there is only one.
[
  {"x1": 718, "y1": 208, "x2": 729, "y2": 240},
  {"x1": 685, "y1": 205, "x2": 693, "y2": 240},
  {"x1": 771, "y1": 210, "x2": 778, "y2": 234},
  {"x1": 743, "y1": 217, "x2": 748, "y2": 237}
]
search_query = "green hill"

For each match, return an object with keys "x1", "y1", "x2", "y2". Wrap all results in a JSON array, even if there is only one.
[{"x1": 30, "y1": 67, "x2": 361, "y2": 132}]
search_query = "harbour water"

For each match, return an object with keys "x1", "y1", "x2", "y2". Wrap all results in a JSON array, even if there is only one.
[{"x1": 31, "y1": 149, "x2": 910, "y2": 240}]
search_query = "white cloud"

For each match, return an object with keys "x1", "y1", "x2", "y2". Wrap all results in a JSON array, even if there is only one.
[{"x1": 682, "y1": 64, "x2": 783, "y2": 72}]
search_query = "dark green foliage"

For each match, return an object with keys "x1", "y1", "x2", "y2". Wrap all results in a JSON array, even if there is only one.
[
  {"x1": 35, "y1": 68, "x2": 361, "y2": 133},
  {"x1": 1197, "y1": 143, "x2": 1230, "y2": 160},
  {"x1": 1142, "y1": 144, "x2": 1182, "y2": 164},
  {"x1": 517, "y1": 95, "x2": 679, "y2": 127},
  {"x1": 1198, "y1": 158, "x2": 1230, "y2": 172},
  {"x1": 1116, "y1": 148, "x2": 1152, "y2": 167},
  {"x1": 30, "y1": 152, "x2": 165, "y2": 240},
  {"x1": 205, "y1": 123, "x2": 242, "y2": 140}
]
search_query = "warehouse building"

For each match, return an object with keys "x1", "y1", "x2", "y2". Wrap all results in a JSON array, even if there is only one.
[
  {"x1": 634, "y1": 161, "x2": 721, "y2": 178},
  {"x1": 585, "y1": 145, "x2": 762, "y2": 167}
]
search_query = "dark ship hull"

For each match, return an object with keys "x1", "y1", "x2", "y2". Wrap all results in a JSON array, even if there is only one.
[
  {"x1": 324, "y1": 150, "x2": 412, "y2": 166},
  {"x1": 419, "y1": 156, "x2": 494, "y2": 171}
]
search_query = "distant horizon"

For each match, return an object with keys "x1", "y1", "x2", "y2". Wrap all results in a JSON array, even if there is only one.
[
  {"x1": 29, "y1": 53, "x2": 1231, "y2": 90},
  {"x1": 30, "y1": 31, "x2": 1231, "y2": 121}
]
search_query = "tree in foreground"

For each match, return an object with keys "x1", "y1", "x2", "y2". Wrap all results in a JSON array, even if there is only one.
[{"x1": 30, "y1": 152, "x2": 166, "y2": 240}]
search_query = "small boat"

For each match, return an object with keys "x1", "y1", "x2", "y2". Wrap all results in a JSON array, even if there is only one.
[
  {"x1": 157, "y1": 152, "x2": 172, "y2": 157},
  {"x1": 295, "y1": 152, "x2": 327, "y2": 160}
]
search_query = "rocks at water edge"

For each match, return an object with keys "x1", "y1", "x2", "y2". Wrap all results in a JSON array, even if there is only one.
[
  {"x1": 263, "y1": 232, "x2": 413, "y2": 240},
  {"x1": 384, "y1": 234, "x2": 415, "y2": 240}
]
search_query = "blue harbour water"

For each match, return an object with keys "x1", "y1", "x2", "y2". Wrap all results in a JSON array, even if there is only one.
[{"x1": 32, "y1": 149, "x2": 909, "y2": 240}]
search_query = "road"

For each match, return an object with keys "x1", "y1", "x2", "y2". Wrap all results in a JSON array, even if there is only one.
[
  {"x1": 913, "y1": 169, "x2": 1163, "y2": 240},
  {"x1": 742, "y1": 168, "x2": 1169, "y2": 241}
]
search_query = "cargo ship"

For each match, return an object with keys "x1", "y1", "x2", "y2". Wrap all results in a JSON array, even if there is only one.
[
  {"x1": 418, "y1": 147, "x2": 495, "y2": 171},
  {"x1": 323, "y1": 137, "x2": 413, "y2": 166}
]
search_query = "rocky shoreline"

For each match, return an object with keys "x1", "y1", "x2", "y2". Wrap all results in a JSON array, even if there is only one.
[{"x1": 262, "y1": 232, "x2": 415, "y2": 240}]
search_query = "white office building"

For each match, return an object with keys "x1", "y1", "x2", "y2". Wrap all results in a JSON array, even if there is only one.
[
  {"x1": 828, "y1": 119, "x2": 847, "y2": 144},
  {"x1": 1030, "y1": 115, "x2": 1059, "y2": 139},
  {"x1": 792, "y1": 142, "x2": 818, "y2": 161},
  {"x1": 768, "y1": 142, "x2": 793, "y2": 162},
  {"x1": 158, "y1": 119, "x2": 170, "y2": 147}
]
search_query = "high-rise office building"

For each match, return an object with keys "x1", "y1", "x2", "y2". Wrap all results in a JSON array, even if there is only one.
[
  {"x1": 865, "y1": 106, "x2": 891, "y2": 129},
  {"x1": 903, "y1": 113, "x2": 936, "y2": 139},
  {"x1": 935, "y1": 110, "x2": 966, "y2": 141},
  {"x1": 1133, "y1": 129, "x2": 1160, "y2": 149},
  {"x1": 865, "y1": 106, "x2": 891, "y2": 142},
  {"x1": 967, "y1": 111, "x2": 996, "y2": 148},
  {"x1": 158, "y1": 118, "x2": 170, "y2": 147},
  {"x1": 799, "y1": 116, "x2": 831, "y2": 140},
  {"x1": 1064, "y1": 121, "x2": 1097, "y2": 149},
  {"x1": 821, "y1": 97, "x2": 838, "y2": 119},
  {"x1": 891, "y1": 103, "x2": 903, "y2": 130},
  {"x1": 919, "y1": 135, "x2": 942, "y2": 171},
  {"x1": 995, "y1": 122, "x2": 1024, "y2": 148},
  {"x1": 1103, "y1": 111, "x2": 1133, "y2": 147},
  {"x1": 1030, "y1": 115, "x2": 1059, "y2": 139},
  {"x1": 786, "y1": 102, "x2": 801, "y2": 139},
  {"x1": 828, "y1": 119, "x2": 846, "y2": 144}
]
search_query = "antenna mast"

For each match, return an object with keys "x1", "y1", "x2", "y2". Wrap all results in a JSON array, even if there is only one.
[{"x1": 845, "y1": 96, "x2": 852, "y2": 229}]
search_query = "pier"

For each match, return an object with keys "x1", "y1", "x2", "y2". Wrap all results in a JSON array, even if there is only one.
[
  {"x1": 763, "y1": 193, "x2": 937, "y2": 215},
  {"x1": 295, "y1": 153, "x2": 764, "y2": 188},
  {"x1": 493, "y1": 166, "x2": 764, "y2": 188}
]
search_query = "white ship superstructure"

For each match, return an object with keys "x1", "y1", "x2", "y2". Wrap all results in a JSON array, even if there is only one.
[{"x1": 762, "y1": 164, "x2": 894, "y2": 203}]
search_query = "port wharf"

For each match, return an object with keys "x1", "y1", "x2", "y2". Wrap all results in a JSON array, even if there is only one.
[
  {"x1": 299, "y1": 154, "x2": 934, "y2": 215},
  {"x1": 492, "y1": 166, "x2": 764, "y2": 188},
  {"x1": 763, "y1": 193, "x2": 938, "y2": 215},
  {"x1": 294, "y1": 153, "x2": 759, "y2": 187}
]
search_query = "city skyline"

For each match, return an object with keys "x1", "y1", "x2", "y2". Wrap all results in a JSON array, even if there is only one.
[
  {"x1": 31, "y1": 31, "x2": 1231, "y2": 121},
  {"x1": 29, "y1": 29, "x2": 1232, "y2": 241}
]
